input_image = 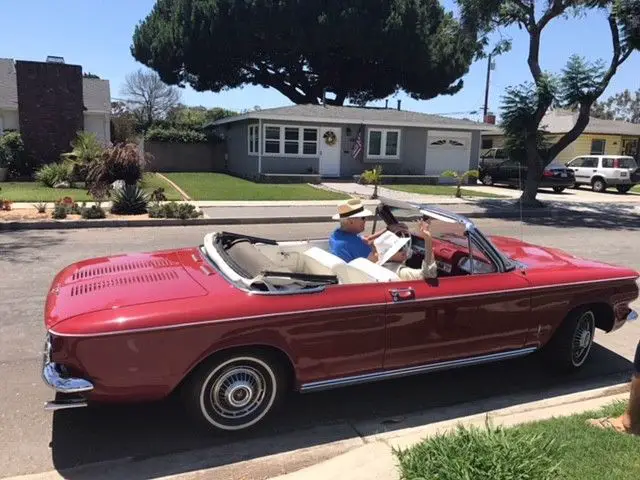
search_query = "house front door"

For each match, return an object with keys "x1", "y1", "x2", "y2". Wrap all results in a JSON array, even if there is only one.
[{"x1": 319, "y1": 127, "x2": 342, "y2": 177}]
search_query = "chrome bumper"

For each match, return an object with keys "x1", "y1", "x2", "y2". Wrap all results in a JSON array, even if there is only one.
[{"x1": 42, "y1": 334, "x2": 93, "y2": 411}]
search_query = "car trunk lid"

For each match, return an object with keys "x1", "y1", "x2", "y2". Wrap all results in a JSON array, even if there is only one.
[{"x1": 46, "y1": 251, "x2": 209, "y2": 328}]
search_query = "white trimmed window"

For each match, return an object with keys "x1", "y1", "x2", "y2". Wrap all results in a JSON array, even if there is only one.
[
  {"x1": 263, "y1": 124, "x2": 318, "y2": 156},
  {"x1": 248, "y1": 124, "x2": 259, "y2": 155},
  {"x1": 367, "y1": 129, "x2": 400, "y2": 158}
]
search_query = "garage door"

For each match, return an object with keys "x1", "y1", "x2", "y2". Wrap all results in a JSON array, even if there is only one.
[{"x1": 425, "y1": 131, "x2": 472, "y2": 176}]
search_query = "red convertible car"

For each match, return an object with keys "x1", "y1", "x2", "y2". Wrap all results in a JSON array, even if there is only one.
[{"x1": 42, "y1": 199, "x2": 638, "y2": 432}]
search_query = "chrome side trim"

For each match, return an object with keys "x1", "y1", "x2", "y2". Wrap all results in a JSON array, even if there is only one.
[
  {"x1": 49, "y1": 276, "x2": 639, "y2": 338},
  {"x1": 299, "y1": 347, "x2": 538, "y2": 393}
]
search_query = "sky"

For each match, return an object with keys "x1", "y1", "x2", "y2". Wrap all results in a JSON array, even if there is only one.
[{"x1": 1, "y1": 0, "x2": 638, "y2": 122}]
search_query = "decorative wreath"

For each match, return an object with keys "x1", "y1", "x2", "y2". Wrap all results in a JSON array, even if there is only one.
[{"x1": 323, "y1": 130, "x2": 337, "y2": 146}]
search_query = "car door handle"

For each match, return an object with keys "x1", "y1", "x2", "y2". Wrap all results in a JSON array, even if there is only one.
[{"x1": 390, "y1": 288, "x2": 415, "y2": 302}]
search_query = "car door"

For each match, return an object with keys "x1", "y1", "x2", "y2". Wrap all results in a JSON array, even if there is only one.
[
  {"x1": 383, "y1": 235, "x2": 533, "y2": 370},
  {"x1": 579, "y1": 157, "x2": 599, "y2": 183}
]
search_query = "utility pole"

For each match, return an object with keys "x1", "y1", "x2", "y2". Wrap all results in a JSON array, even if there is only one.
[{"x1": 483, "y1": 53, "x2": 492, "y2": 120}]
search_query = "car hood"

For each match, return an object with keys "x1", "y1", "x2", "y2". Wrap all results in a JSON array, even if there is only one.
[
  {"x1": 489, "y1": 235, "x2": 637, "y2": 274},
  {"x1": 45, "y1": 250, "x2": 208, "y2": 329}
]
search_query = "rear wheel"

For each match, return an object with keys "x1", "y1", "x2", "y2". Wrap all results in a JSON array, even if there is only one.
[
  {"x1": 543, "y1": 307, "x2": 596, "y2": 372},
  {"x1": 553, "y1": 187, "x2": 565, "y2": 193},
  {"x1": 182, "y1": 351, "x2": 288, "y2": 432},
  {"x1": 616, "y1": 185, "x2": 632, "y2": 194},
  {"x1": 481, "y1": 174, "x2": 493, "y2": 186},
  {"x1": 592, "y1": 178, "x2": 607, "y2": 193}
]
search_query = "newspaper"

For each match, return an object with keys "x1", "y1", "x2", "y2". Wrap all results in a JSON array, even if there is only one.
[{"x1": 373, "y1": 231, "x2": 410, "y2": 265}]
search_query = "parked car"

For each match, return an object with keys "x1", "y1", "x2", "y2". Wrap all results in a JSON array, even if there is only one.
[
  {"x1": 565, "y1": 155, "x2": 640, "y2": 193},
  {"x1": 42, "y1": 198, "x2": 639, "y2": 432},
  {"x1": 479, "y1": 149, "x2": 575, "y2": 193}
]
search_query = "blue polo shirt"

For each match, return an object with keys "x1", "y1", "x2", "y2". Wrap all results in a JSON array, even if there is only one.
[{"x1": 329, "y1": 228, "x2": 372, "y2": 262}]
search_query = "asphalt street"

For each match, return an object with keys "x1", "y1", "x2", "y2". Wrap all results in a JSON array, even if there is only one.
[{"x1": 1, "y1": 218, "x2": 639, "y2": 479}]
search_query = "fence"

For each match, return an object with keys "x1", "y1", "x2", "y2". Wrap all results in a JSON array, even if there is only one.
[{"x1": 144, "y1": 141, "x2": 226, "y2": 172}]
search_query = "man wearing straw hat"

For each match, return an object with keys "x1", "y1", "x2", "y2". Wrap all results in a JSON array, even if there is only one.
[{"x1": 329, "y1": 199, "x2": 437, "y2": 280}]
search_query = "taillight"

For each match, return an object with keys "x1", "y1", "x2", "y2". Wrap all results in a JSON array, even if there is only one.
[
  {"x1": 614, "y1": 159, "x2": 619, "y2": 168},
  {"x1": 543, "y1": 170, "x2": 554, "y2": 177}
]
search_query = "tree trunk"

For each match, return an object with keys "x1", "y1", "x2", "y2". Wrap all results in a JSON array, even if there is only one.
[{"x1": 520, "y1": 134, "x2": 544, "y2": 207}]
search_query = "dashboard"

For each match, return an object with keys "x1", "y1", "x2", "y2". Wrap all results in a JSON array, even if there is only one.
[{"x1": 406, "y1": 233, "x2": 496, "y2": 276}]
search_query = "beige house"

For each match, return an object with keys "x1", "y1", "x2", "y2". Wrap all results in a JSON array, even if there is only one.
[
  {"x1": 482, "y1": 108, "x2": 640, "y2": 163},
  {"x1": 0, "y1": 57, "x2": 111, "y2": 144}
]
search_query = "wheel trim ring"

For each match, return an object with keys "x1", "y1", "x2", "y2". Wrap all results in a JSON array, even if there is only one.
[
  {"x1": 571, "y1": 311, "x2": 595, "y2": 367},
  {"x1": 199, "y1": 357, "x2": 277, "y2": 431}
]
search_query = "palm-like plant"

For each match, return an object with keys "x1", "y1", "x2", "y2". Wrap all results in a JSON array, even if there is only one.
[
  {"x1": 61, "y1": 131, "x2": 105, "y2": 185},
  {"x1": 442, "y1": 169, "x2": 479, "y2": 198},
  {"x1": 360, "y1": 165, "x2": 383, "y2": 199}
]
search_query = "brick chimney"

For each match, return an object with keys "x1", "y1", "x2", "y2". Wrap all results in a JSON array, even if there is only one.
[
  {"x1": 483, "y1": 113, "x2": 496, "y2": 124},
  {"x1": 16, "y1": 59, "x2": 84, "y2": 166}
]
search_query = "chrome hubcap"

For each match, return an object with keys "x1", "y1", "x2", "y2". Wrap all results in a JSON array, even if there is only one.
[
  {"x1": 210, "y1": 367, "x2": 266, "y2": 419},
  {"x1": 572, "y1": 312, "x2": 594, "y2": 365}
]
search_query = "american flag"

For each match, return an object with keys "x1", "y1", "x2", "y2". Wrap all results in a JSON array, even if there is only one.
[{"x1": 351, "y1": 124, "x2": 364, "y2": 160}]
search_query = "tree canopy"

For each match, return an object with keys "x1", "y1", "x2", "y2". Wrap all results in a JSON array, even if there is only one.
[
  {"x1": 591, "y1": 88, "x2": 640, "y2": 123},
  {"x1": 457, "y1": 0, "x2": 640, "y2": 204},
  {"x1": 130, "y1": 0, "x2": 486, "y2": 106}
]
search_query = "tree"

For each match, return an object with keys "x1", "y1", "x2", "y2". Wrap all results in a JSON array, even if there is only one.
[
  {"x1": 121, "y1": 69, "x2": 181, "y2": 129},
  {"x1": 591, "y1": 88, "x2": 640, "y2": 123},
  {"x1": 110, "y1": 101, "x2": 141, "y2": 144},
  {"x1": 130, "y1": 0, "x2": 487, "y2": 106},
  {"x1": 458, "y1": 0, "x2": 640, "y2": 206}
]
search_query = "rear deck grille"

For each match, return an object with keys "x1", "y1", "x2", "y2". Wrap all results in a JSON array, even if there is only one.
[
  {"x1": 70, "y1": 259, "x2": 174, "y2": 281},
  {"x1": 70, "y1": 270, "x2": 180, "y2": 297}
]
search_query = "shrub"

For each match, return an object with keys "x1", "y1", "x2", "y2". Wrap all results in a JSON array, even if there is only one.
[
  {"x1": 33, "y1": 202, "x2": 47, "y2": 213},
  {"x1": 0, "y1": 143, "x2": 12, "y2": 168},
  {"x1": 35, "y1": 162, "x2": 72, "y2": 187},
  {"x1": 0, "y1": 132, "x2": 34, "y2": 178},
  {"x1": 1, "y1": 199, "x2": 12, "y2": 211},
  {"x1": 148, "y1": 201, "x2": 202, "y2": 219},
  {"x1": 394, "y1": 423, "x2": 564, "y2": 480},
  {"x1": 145, "y1": 127, "x2": 208, "y2": 143},
  {"x1": 61, "y1": 131, "x2": 105, "y2": 183},
  {"x1": 110, "y1": 184, "x2": 149, "y2": 215},
  {"x1": 51, "y1": 203, "x2": 68, "y2": 219},
  {"x1": 86, "y1": 143, "x2": 150, "y2": 198},
  {"x1": 81, "y1": 204, "x2": 106, "y2": 219},
  {"x1": 150, "y1": 187, "x2": 167, "y2": 202}
]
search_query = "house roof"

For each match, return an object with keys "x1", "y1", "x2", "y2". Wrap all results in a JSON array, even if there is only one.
[
  {"x1": 0, "y1": 58, "x2": 18, "y2": 110},
  {"x1": 0, "y1": 58, "x2": 110, "y2": 114},
  {"x1": 208, "y1": 104, "x2": 499, "y2": 131},
  {"x1": 484, "y1": 108, "x2": 640, "y2": 136}
]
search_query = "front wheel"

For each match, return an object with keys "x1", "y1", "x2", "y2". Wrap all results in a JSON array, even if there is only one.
[
  {"x1": 592, "y1": 178, "x2": 607, "y2": 193},
  {"x1": 617, "y1": 185, "x2": 632, "y2": 194},
  {"x1": 183, "y1": 352, "x2": 287, "y2": 432},
  {"x1": 481, "y1": 174, "x2": 493, "y2": 186},
  {"x1": 553, "y1": 187, "x2": 565, "y2": 193},
  {"x1": 542, "y1": 308, "x2": 596, "y2": 372}
]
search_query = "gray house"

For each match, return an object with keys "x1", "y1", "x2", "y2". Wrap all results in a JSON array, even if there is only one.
[{"x1": 208, "y1": 104, "x2": 497, "y2": 180}]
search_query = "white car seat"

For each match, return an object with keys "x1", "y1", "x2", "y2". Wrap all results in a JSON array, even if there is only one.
[
  {"x1": 302, "y1": 247, "x2": 346, "y2": 276},
  {"x1": 344, "y1": 258, "x2": 401, "y2": 283}
]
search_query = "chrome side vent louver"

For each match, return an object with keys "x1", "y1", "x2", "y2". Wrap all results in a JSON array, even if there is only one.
[
  {"x1": 70, "y1": 259, "x2": 174, "y2": 281},
  {"x1": 70, "y1": 270, "x2": 180, "y2": 296}
]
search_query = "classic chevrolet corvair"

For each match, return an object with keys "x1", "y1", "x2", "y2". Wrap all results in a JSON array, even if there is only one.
[{"x1": 42, "y1": 199, "x2": 639, "y2": 432}]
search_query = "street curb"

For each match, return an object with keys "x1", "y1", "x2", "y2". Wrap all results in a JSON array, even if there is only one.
[
  {"x1": 5, "y1": 381, "x2": 631, "y2": 480},
  {"x1": 0, "y1": 209, "x2": 557, "y2": 231}
]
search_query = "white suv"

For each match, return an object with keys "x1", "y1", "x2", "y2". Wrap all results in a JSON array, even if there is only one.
[{"x1": 565, "y1": 155, "x2": 640, "y2": 193}]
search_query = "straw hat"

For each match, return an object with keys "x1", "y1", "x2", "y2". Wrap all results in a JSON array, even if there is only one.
[{"x1": 332, "y1": 199, "x2": 373, "y2": 220}]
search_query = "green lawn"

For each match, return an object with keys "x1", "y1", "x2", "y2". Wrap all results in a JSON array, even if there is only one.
[
  {"x1": 163, "y1": 172, "x2": 350, "y2": 201},
  {"x1": 386, "y1": 184, "x2": 507, "y2": 198},
  {"x1": 632, "y1": 185, "x2": 640, "y2": 193},
  {"x1": 0, "y1": 173, "x2": 181, "y2": 202},
  {"x1": 396, "y1": 401, "x2": 640, "y2": 480}
]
